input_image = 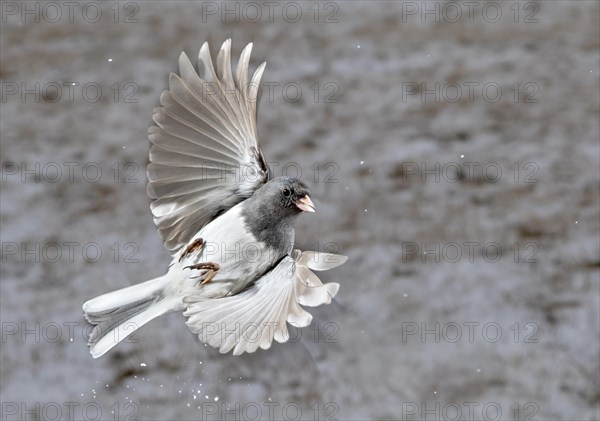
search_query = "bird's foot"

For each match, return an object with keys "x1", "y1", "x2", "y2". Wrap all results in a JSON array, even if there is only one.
[{"x1": 185, "y1": 262, "x2": 220, "y2": 285}]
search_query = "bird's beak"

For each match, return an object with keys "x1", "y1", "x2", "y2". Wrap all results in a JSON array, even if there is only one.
[{"x1": 295, "y1": 195, "x2": 316, "y2": 213}]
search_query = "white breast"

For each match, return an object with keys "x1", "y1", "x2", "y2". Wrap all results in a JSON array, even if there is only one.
[{"x1": 168, "y1": 203, "x2": 280, "y2": 300}]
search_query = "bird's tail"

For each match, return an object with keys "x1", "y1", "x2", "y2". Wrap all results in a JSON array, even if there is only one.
[{"x1": 82, "y1": 275, "x2": 173, "y2": 358}]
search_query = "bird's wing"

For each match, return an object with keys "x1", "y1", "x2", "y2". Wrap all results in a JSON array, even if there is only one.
[
  {"x1": 182, "y1": 251, "x2": 347, "y2": 355},
  {"x1": 148, "y1": 39, "x2": 269, "y2": 251}
]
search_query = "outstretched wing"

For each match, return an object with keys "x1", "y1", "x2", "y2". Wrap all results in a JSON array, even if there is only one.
[
  {"x1": 148, "y1": 40, "x2": 269, "y2": 251},
  {"x1": 182, "y1": 251, "x2": 347, "y2": 355}
]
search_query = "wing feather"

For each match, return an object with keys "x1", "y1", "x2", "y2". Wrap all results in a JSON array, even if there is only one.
[
  {"x1": 148, "y1": 40, "x2": 269, "y2": 251},
  {"x1": 183, "y1": 251, "x2": 346, "y2": 355}
]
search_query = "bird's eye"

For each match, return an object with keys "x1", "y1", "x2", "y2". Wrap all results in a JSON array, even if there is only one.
[{"x1": 282, "y1": 188, "x2": 291, "y2": 197}]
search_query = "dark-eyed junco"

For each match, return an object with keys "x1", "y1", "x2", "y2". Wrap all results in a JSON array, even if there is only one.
[{"x1": 83, "y1": 40, "x2": 346, "y2": 358}]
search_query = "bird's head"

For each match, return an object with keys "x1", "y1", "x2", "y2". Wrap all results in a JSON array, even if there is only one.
[
  {"x1": 272, "y1": 176, "x2": 315, "y2": 214},
  {"x1": 253, "y1": 177, "x2": 315, "y2": 220}
]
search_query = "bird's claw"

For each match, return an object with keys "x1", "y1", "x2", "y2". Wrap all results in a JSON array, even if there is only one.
[{"x1": 185, "y1": 262, "x2": 220, "y2": 286}]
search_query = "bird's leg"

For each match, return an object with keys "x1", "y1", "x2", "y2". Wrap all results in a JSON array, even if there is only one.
[
  {"x1": 184, "y1": 262, "x2": 220, "y2": 285},
  {"x1": 179, "y1": 238, "x2": 204, "y2": 263}
]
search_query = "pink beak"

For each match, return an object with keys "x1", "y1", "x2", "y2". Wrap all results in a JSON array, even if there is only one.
[{"x1": 295, "y1": 195, "x2": 316, "y2": 213}]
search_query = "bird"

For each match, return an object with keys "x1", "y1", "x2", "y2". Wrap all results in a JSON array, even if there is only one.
[{"x1": 82, "y1": 39, "x2": 347, "y2": 358}]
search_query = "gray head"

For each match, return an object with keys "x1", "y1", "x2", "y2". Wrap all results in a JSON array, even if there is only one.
[
  {"x1": 242, "y1": 177, "x2": 315, "y2": 252},
  {"x1": 248, "y1": 176, "x2": 315, "y2": 219}
]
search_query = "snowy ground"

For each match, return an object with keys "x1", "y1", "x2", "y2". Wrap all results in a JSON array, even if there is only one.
[{"x1": 1, "y1": 1, "x2": 599, "y2": 420}]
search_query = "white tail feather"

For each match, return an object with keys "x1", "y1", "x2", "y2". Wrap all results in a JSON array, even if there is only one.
[{"x1": 83, "y1": 276, "x2": 174, "y2": 358}]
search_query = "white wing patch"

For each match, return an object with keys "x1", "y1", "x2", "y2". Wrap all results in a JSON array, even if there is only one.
[{"x1": 182, "y1": 250, "x2": 347, "y2": 355}]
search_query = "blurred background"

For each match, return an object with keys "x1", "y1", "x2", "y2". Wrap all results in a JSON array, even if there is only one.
[{"x1": 1, "y1": 1, "x2": 599, "y2": 420}]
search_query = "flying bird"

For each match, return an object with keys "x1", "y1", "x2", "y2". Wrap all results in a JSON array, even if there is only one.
[{"x1": 82, "y1": 40, "x2": 347, "y2": 358}]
